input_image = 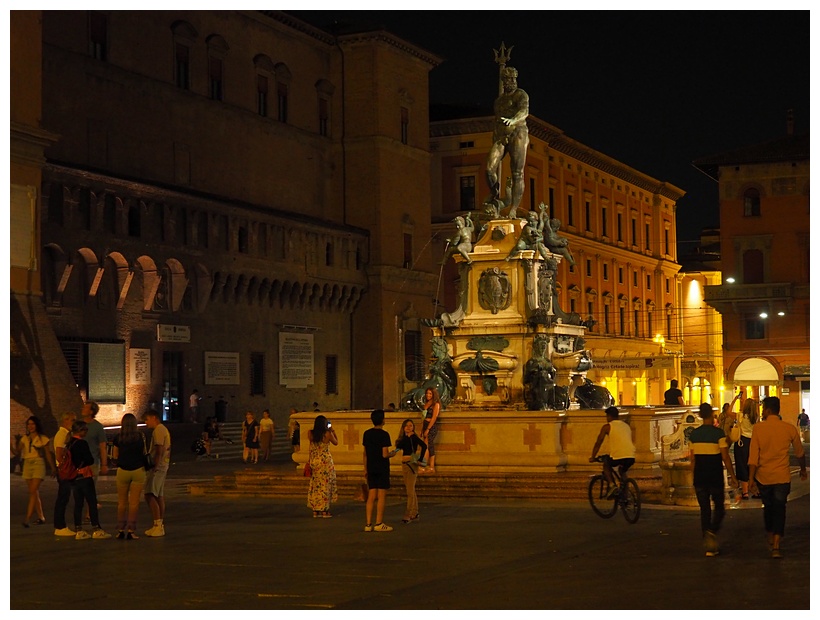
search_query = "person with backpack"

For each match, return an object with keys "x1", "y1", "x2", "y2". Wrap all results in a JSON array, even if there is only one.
[
  {"x1": 53, "y1": 412, "x2": 78, "y2": 536},
  {"x1": 67, "y1": 420, "x2": 112, "y2": 540}
]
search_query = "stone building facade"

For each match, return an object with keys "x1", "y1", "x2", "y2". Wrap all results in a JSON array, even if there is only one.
[{"x1": 15, "y1": 10, "x2": 441, "y2": 432}]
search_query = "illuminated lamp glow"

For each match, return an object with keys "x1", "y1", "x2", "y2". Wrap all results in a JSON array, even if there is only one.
[
  {"x1": 725, "y1": 277, "x2": 735, "y2": 283},
  {"x1": 687, "y1": 280, "x2": 702, "y2": 306},
  {"x1": 759, "y1": 312, "x2": 768, "y2": 319},
  {"x1": 777, "y1": 311, "x2": 785, "y2": 316}
]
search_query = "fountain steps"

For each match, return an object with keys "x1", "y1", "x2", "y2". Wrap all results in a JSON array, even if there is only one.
[{"x1": 188, "y1": 469, "x2": 665, "y2": 503}]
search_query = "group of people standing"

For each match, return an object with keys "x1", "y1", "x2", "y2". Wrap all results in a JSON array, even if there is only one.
[
  {"x1": 13, "y1": 404, "x2": 171, "y2": 540},
  {"x1": 305, "y1": 386, "x2": 442, "y2": 530},
  {"x1": 691, "y1": 395, "x2": 807, "y2": 559},
  {"x1": 239, "y1": 409, "x2": 275, "y2": 464}
]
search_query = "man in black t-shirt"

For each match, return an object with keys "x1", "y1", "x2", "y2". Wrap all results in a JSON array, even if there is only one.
[
  {"x1": 664, "y1": 379, "x2": 685, "y2": 406},
  {"x1": 362, "y1": 409, "x2": 401, "y2": 532}
]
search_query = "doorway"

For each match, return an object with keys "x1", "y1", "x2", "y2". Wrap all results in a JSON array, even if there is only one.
[{"x1": 162, "y1": 351, "x2": 183, "y2": 422}]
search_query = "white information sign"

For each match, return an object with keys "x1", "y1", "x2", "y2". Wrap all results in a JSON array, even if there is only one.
[
  {"x1": 205, "y1": 351, "x2": 240, "y2": 385},
  {"x1": 129, "y1": 348, "x2": 151, "y2": 385},
  {"x1": 157, "y1": 324, "x2": 191, "y2": 343},
  {"x1": 279, "y1": 332, "x2": 314, "y2": 387}
]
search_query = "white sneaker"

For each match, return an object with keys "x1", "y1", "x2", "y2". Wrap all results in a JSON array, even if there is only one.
[
  {"x1": 92, "y1": 529, "x2": 112, "y2": 539},
  {"x1": 75, "y1": 530, "x2": 91, "y2": 540},
  {"x1": 54, "y1": 527, "x2": 74, "y2": 537},
  {"x1": 145, "y1": 524, "x2": 165, "y2": 537},
  {"x1": 364, "y1": 524, "x2": 373, "y2": 532},
  {"x1": 373, "y1": 523, "x2": 393, "y2": 532}
]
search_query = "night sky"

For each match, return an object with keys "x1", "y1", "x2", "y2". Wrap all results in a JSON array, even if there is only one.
[{"x1": 286, "y1": 10, "x2": 810, "y2": 251}]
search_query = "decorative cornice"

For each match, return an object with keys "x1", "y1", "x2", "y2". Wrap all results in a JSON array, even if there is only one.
[
  {"x1": 10, "y1": 121, "x2": 60, "y2": 166},
  {"x1": 336, "y1": 31, "x2": 443, "y2": 68}
]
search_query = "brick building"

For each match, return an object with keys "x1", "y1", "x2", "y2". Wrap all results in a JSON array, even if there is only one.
[
  {"x1": 695, "y1": 122, "x2": 810, "y2": 424},
  {"x1": 12, "y1": 10, "x2": 440, "y2": 433}
]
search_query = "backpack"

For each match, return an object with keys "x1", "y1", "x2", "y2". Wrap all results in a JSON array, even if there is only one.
[{"x1": 57, "y1": 438, "x2": 78, "y2": 481}]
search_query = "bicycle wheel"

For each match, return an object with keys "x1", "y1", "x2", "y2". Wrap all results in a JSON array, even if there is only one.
[
  {"x1": 588, "y1": 474, "x2": 617, "y2": 518},
  {"x1": 620, "y1": 478, "x2": 641, "y2": 524}
]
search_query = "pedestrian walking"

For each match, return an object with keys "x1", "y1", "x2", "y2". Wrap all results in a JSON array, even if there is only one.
[
  {"x1": 14, "y1": 416, "x2": 55, "y2": 528},
  {"x1": 748, "y1": 396, "x2": 807, "y2": 558},
  {"x1": 689, "y1": 403, "x2": 739, "y2": 557}
]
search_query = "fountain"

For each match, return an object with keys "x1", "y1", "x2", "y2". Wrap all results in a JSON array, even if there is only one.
[{"x1": 288, "y1": 50, "x2": 686, "y2": 490}]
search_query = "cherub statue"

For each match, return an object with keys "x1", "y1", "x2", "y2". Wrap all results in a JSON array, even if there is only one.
[
  {"x1": 443, "y1": 212, "x2": 474, "y2": 264},
  {"x1": 544, "y1": 216, "x2": 575, "y2": 266},
  {"x1": 506, "y1": 206, "x2": 549, "y2": 261}
]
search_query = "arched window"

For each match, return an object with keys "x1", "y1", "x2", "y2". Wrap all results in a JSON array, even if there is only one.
[
  {"x1": 743, "y1": 188, "x2": 761, "y2": 217},
  {"x1": 206, "y1": 34, "x2": 229, "y2": 101},
  {"x1": 171, "y1": 21, "x2": 197, "y2": 90},
  {"x1": 254, "y1": 54, "x2": 275, "y2": 117},
  {"x1": 316, "y1": 79, "x2": 334, "y2": 137},
  {"x1": 274, "y1": 63, "x2": 292, "y2": 123}
]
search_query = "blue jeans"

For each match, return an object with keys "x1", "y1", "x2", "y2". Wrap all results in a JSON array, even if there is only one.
[
  {"x1": 695, "y1": 484, "x2": 725, "y2": 534},
  {"x1": 757, "y1": 481, "x2": 791, "y2": 537}
]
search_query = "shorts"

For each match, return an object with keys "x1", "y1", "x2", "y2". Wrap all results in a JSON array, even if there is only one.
[
  {"x1": 144, "y1": 469, "x2": 167, "y2": 497},
  {"x1": 116, "y1": 466, "x2": 146, "y2": 488},
  {"x1": 605, "y1": 456, "x2": 634, "y2": 477},
  {"x1": 22, "y1": 458, "x2": 46, "y2": 480},
  {"x1": 366, "y1": 469, "x2": 391, "y2": 490}
]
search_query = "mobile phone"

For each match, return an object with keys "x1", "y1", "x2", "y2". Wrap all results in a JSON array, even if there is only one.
[{"x1": 327, "y1": 422, "x2": 332, "y2": 428}]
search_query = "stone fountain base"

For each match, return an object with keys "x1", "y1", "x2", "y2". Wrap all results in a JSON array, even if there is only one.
[{"x1": 292, "y1": 406, "x2": 689, "y2": 477}]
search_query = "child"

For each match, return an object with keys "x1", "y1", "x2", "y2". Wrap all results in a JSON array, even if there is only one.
[
  {"x1": 362, "y1": 409, "x2": 401, "y2": 532},
  {"x1": 68, "y1": 420, "x2": 112, "y2": 540}
]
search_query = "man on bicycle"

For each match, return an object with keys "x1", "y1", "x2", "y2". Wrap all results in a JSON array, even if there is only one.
[{"x1": 589, "y1": 406, "x2": 636, "y2": 497}]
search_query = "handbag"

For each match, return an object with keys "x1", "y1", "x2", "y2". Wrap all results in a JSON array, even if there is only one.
[
  {"x1": 303, "y1": 462, "x2": 312, "y2": 477},
  {"x1": 728, "y1": 420, "x2": 741, "y2": 443},
  {"x1": 142, "y1": 434, "x2": 155, "y2": 471}
]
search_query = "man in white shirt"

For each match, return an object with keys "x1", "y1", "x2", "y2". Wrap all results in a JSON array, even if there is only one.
[{"x1": 589, "y1": 406, "x2": 636, "y2": 497}]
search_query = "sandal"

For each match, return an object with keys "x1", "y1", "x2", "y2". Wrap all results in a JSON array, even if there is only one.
[
  {"x1": 741, "y1": 493, "x2": 749, "y2": 500},
  {"x1": 321, "y1": 512, "x2": 333, "y2": 518},
  {"x1": 313, "y1": 511, "x2": 322, "y2": 518},
  {"x1": 116, "y1": 530, "x2": 126, "y2": 540},
  {"x1": 34, "y1": 518, "x2": 46, "y2": 525},
  {"x1": 126, "y1": 531, "x2": 140, "y2": 540}
]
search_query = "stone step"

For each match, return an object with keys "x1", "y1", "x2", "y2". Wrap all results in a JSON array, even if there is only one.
[
  {"x1": 193, "y1": 423, "x2": 291, "y2": 461},
  {"x1": 188, "y1": 470, "x2": 665, "y2": 503}
]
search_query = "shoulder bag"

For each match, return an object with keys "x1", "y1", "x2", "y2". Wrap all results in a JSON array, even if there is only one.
[{"x1": 142, "y1": 434, "x2": 155, "y2": 471}]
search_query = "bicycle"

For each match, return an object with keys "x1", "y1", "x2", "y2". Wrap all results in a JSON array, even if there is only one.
[{"x1": 588, "y1": 456, "x2": 641, "y2": 523}]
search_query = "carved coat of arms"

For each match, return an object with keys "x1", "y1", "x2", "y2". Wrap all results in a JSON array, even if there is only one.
[{"x1": 478, "y1": 267, "x2": 511, "y2": 314}]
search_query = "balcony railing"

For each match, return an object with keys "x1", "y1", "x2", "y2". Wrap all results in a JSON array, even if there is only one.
[{"x1": 704, "y1": 282, "x2": 792, "y2": 303}]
